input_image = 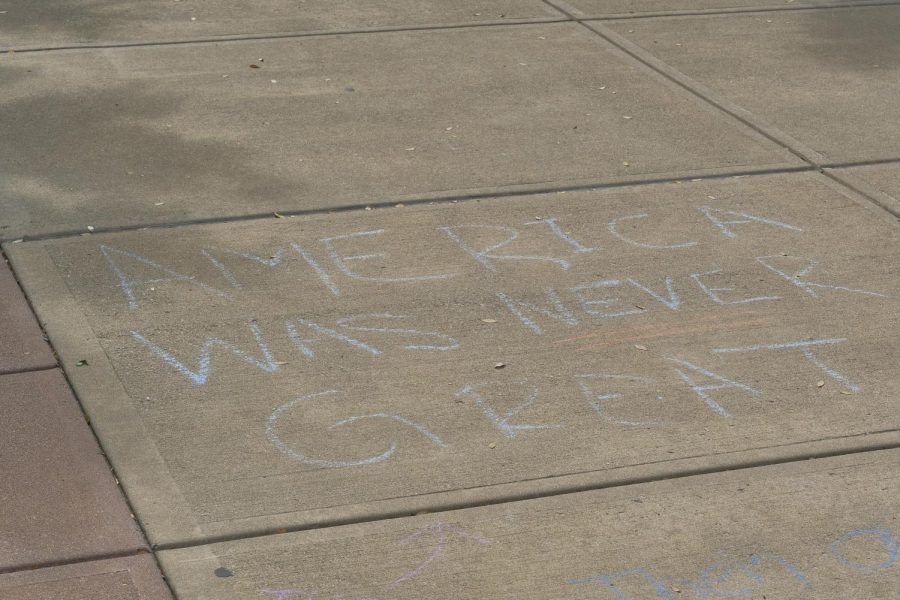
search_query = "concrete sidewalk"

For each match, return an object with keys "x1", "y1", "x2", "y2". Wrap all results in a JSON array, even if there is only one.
[{"x1": 1, "y1": 2, "x2": 899, "y2": 598}]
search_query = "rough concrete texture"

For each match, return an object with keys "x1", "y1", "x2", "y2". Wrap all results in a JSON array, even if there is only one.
[
  {"x1": 560, "y1": 0, "x2": 881, "y2": 17},
  {"x1": 0, "y1": 23, "x2": 797, "y2": 239},
  {"x1": 0, "y1": 369, "x2": 145, "y2": 570},
  {"x1": 0, "y1": 258, "x2": 54, "y2": 373},
  {"x1": 602, "y1": 5, "x2": 900, "y2": 164},
  {"x1": 7, "y1": 171, "x2": 900, "y2": 546},
  {"x1": 0, "y1": 1, "x2": 565, "y2": 50},
  {"x1": 829, "y1": 163, "x2": 900, "y2": 217},
  {"x1": 158, "y1": 449, "x2": 900, "y2": 599},
  {"x1": 0, "y1": 554, "x2": 171, "y2": 599}
]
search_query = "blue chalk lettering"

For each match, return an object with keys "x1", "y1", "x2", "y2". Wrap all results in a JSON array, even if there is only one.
[
  {"x1": 756, "y1": 256, "x2": 887, "y2": 299},
  {"x1": 496, "y1": 288, "x2": 578, "y2": 335},
  {"x1": 524, "y1": 217, "x2": 596, "y2": 253},
  {"x1": 576, "y1": 374, "x2": 661, "y2": 427},
  {"x1": 439, "y1": 225, "x2": 570, "y2": 272},
  {"x1": 286, "y1": 318, "x2": 381, "y2": 359},
  {"x1": 607, "y1": 214, "x2": 698, "y2": 250},
  {"x1": 698, "y1": 207, "x2": 802, "y2": 239},
  {"x1": 456, "y1": 383, "x2": 562, "y2": 438},
  {"x1": 570, "y1": 280, "x2": 643, "y2": 319},
  {"x1": 831, "y1": 528, "x2": 899, "y2": 573},
  {"x1": 267, "y1": 391, "x2": 445, "y2": 468},
  {"x1": 668, "y1": 357, "x2": 761, "y2": 417},
  {"x1": 626, "y1": 277, "x2": 680, "y2": 311},
  {"x1": 131, "y1": 321, "x2": 279, "y2": 385},
  {"x1": 569, "y1": 567, "x2": 675, "y2": 599},
  {"x1": 712, "y1": 338, "x2": 860, "y2": 392},
  {"x1": 202, "y1": 243, "x2": 341, "y2": 297},
  {"x1": 690, "y1": 268, "x2": 780, "y2": 305},
  {"x1": 320, "y1": 229, "x2": 452, "y2": 283},
  {"x1": 100, "y1": 244, "x2": 228, "y2": 310},
  {"x1": 335, "y1": 314, "x2": 459, "y2": 351}
]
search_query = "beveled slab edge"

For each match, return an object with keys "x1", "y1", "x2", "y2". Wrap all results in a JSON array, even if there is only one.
[
  {"x1": 3, "y1": 15, "x2": 572, "y2": 53},
  {"x1": 825, "y1": 167, "x2": 900, "y2": 220},
  {"x1": 0, "y1": 553, "x2": 172, "y2": 599},
  {"x1": 3, "y1": 241, "x2": 203, "y2": 549},
  {"x1": 580, "y1": 19, "x2": 828, "y2": 165},
  {"x1": 564, "y1": 0, "x2": 900, "y2": 19}
]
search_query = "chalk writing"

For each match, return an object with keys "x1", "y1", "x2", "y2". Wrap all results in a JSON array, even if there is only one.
[
  {"x1": 698, "y1": 207, "x2": 802, "y2": 239},
  {"x1": 389, "y1": 522, "x2": 491, "y2": 588},
  {"x1": 667, "y1": 357, "x2": 760, "y2": 417},
  {"x1": 101, "y1": 244, "x2": 228, "y2": 310},
  {"x1": 711, "y1": 338, "x2": 860, "y2": 392},
  {"x1": 607, "y1": 213, "x2": 698, "y2": 250},
  {"x1": 524, "y1": 217, "x2": 596, "y2": 254},
  {"x1": 267, "y1": 391, "x2": 446, "y2": 468},
  {"x1": 831, "y1": 528, "x2": 899, "y2": 573},
  {"x1": 334, "y1": 314, "x2": 459, "y2": 351},
  {"x1": 131, "y1": 320, "x2": 280, "y2": 385},
  {"x1": 496, "y1": 288, "x2": 579, "y2": 335},
  {"x1": 755, "y1": 255, "x2": 887, "y2": 299},
  {"x1": 320, "y1": 229, "x2": 453, "y2": 283},
  {"x1": 202, "y1": 242, "x2": 341, "y2": 296},
  {"x1": 439, "y1": 225, "x2": 571, "y2": 272},
  {"x1": 690, "y1": 268, "x2": 780, "y2": 305},
  {"x1": 455, "y1": 383, "x2": 562, "y2": 438},
  {"x1": 570, "y1": 525, "x2": 895, "y2": 598},
  {"x1": 576, "y1": 374, "x2": 662, "y2": 427}
]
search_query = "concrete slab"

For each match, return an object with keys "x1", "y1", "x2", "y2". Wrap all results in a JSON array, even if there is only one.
[
  {"x1": 159, "y1": 449, "x2": 900, "y2": 599},
  {"x1": 0, "y1": 1, "x2": 565, "y2": 51},
  {"x1": 559, "y1": 0, "x2": 893, "y2": 18},
  {"x1": 601, "y1": 6, "x2": 900, "y2": 164},
  {"x1": 828, "y1": 163, "x2": 900, "y2": 218},
  {"x1": 0, "y1": 369, "x2": 145, "y2": 570},
  {"x1": 0, "y1": 257, "x2": 54, "y2": 373},
  {"x1": 6, "y1": 172, "x2": 900, "y2": 547},
  {"x1": 0, "y1": 554, "x2": 171, "y2": 599},
  {"x1": 0, "y1": 23, "x2": 798, "y2": 240}
]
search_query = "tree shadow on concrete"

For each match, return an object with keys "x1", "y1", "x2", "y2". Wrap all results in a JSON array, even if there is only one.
[
  {"x1": 801, "y1": 5, "x2": 900, "y2": 71},
  {"x1": 0, "y1": 65, "x2": 298, "y2": 236}
]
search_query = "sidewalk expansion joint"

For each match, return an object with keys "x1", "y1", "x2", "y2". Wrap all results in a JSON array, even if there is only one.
[
  {"x1": 0, "y1": 548, "x2": 151, "y2": 577},
  {"x1": 0, "y1": 17, "x2": 571, "y2": 55},
  {"x1": 0, "y1": 165, "x2": 814, "y2": 245},
  {"x1": 583, "y1": 0, "x2": 900, "y2": 21},
  {"x1": 151, "y1": 431, "x2": 900, "y2": 552}
]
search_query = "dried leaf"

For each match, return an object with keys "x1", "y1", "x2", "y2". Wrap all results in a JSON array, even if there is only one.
[{"x1": 634, "y1": 344, "x2": 648, "y2": 351}]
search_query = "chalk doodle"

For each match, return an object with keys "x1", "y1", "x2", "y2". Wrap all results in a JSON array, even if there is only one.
[
  {"x1": 831, "y1": 528, "x2": 899, "y2": 573},
  {"x1": 266, "y1": 391, "x2": 446, "y2": 468}
]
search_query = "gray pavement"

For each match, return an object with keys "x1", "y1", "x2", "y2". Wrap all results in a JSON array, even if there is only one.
[{"x1": 1, "y1": 1, "x2": 899, "y2": 598}]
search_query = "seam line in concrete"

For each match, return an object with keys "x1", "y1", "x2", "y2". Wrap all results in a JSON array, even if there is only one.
[
  {"x1": 0, "y1": 548, "x2": 151, "y2": 577},
  {"x1": 584, "y1": 0, "x2": 900, "y2": 21},
  {"x1": 821, "y1": 157, "x2": 900, "y2": 169},
  {"x1": 543, "y1": 0, "x2": 822, "y2": 168},
  {"x1": 152, "y1": 431, "x2": 900, "y2": 551},
  {"x1": 822, "y1": 170, "x2": 900, "y2": 219},
  {"x1": 0, "y1": 17, "x2": 571, "y2": 55},
  {"x1": 0, "y1": 364, "x2": 58, "y2": 377},
  {"x1": 1, "y1": 165, "x2": 813, "y2": 244}
]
